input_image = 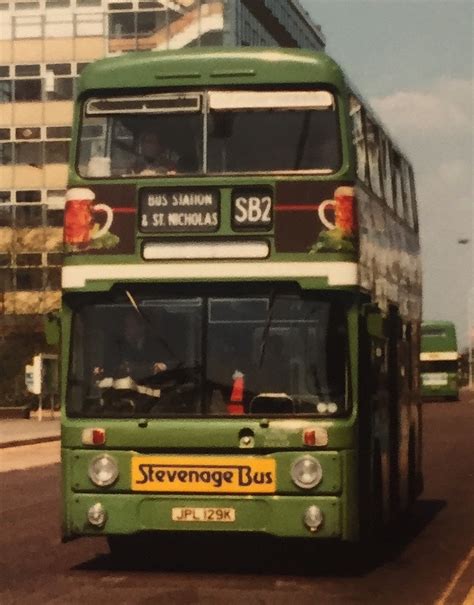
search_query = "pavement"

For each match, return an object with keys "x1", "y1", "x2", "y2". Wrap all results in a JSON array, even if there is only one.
[{"x1": 0, "y1": 411, "x2": 60, "y2": 448}]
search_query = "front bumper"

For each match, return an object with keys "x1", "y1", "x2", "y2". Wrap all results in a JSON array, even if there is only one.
[{"x1": 66, "y1": 493, "x2": 342, "y2": 539}]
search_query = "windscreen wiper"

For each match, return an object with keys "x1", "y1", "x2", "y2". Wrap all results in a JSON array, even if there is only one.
[
  {"x1": 258, "y1": 291, "x2": 276, "y2": 368},
  {"x1": 125, "y1": 289, "x2": 180, "y2": 363}
]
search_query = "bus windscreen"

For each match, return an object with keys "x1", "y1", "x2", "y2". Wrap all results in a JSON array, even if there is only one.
[{"x1": 67, "y1": 294, "x2": 348, "y2": 418}]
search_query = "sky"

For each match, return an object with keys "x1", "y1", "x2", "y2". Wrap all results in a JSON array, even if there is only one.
[{"x1": 300, "y1": 0, "x2": 473, "y2": 349}]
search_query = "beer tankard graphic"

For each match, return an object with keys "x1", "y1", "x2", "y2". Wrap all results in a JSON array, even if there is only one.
[
  {"x1": 317, "y1": 186, "x2": 355, "y2": 235},
  {"x1": 64, "y1": 188, "x2": 114, "y2": 247}
]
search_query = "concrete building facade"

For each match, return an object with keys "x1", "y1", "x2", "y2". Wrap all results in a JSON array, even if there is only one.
[{"x1": 0, "y1": 0, "x2": 324, "y2": 323}]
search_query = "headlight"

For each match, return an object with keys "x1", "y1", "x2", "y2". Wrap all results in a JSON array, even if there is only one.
[
  {"x1": 291, "y1": 455, "x2": 323, "y2": 489},
  {"x1": 88, "y1": 454, "x2": 119, "y2": 487}
]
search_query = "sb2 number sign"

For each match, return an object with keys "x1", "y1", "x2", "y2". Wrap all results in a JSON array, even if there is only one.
[{"x1": 232, "y1": 190, "x2": 273, "y2": 230}]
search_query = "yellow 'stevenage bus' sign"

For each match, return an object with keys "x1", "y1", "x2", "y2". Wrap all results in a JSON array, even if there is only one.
[{"x1": 131, "y1": 455, "x2": 276, "y2": 493}]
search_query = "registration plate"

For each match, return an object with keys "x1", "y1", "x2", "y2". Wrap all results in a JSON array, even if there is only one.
[
  {"x1": 172, "y1": 507, "x2": 236, "y2": 523},
  {"x1": 422, "y1": 373, "x2": 448, "y2": 386}
]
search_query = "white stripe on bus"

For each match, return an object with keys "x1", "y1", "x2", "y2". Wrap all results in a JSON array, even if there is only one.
[
  {"x1": 62, "y1": 261, "x2": 359, "y2": 289},
  {"x1": 420, "y1": 352, "x2": 458, "y2": 361}
]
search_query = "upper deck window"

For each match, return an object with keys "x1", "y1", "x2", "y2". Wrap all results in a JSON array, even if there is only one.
[
  {"x1": 85, "y1": 94, "x2": 201, "y2": 115},
  {"x1": 76, "y1": 89, "x2": 341, "y2": 178},
  {"x1": 207, "y1": 90, "x2": 340, "y2": 174},
  {"x1": 422, "y1": 328, "x2": 447, "y2": 337},
  {"x1": 78, "y1": 93, "x2": 204, "y2": 178}
]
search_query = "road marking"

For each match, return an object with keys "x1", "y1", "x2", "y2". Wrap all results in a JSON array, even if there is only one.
[
  {"x1": 434, "y1": 547, "x2": 474, "y2": 605},
  {"x1": 463, "y1": 587, "x2": 474, "y2": 605},
  {"x1": 0, "y1": 441, "x2": 60, "y2": 473}
]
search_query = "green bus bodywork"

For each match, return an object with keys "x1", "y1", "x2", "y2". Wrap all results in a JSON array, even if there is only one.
[
  {"x1": 61, "y1": 48, "x2": 422, "y2": 547},
  {"x1": 420, "y1": 321, "x2": 458, "y2": 400}
]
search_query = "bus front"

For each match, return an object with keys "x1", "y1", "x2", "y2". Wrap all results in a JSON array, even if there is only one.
[
  {"x1": 420, "y1": 322, "x2": 459, "y2": 400},
  {"x1": 61, "y1": 49, "x2": 361, "y2": 547}
]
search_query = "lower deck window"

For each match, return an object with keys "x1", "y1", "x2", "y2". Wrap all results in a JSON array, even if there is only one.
[{"x1": 67, "y1": 290, "x2": 349, "y2": 418}]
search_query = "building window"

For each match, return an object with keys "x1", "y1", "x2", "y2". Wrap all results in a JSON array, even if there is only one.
[
  {"x1": 46, "y1": 0, "x2": 71, "y2": 7},
  {"x1": 0, "y1": 254, "x2": 10, "y2": 267},
  {"x1": 1, "y1": 269, "x2": 13, "y2": 291},
  {"x1": 45, "y1": 141, "x2": 69, "y2": 163},
  {"x1": 14, "y1": 79, "x2": 42, "y2": 102},
  {"x1": 0, "y1": 143, "x2": 12, "y2": 165},
  {"x1": 109, "y1": 12, "x2": 135, "y2": 38},
  {"x1": 47, "y1": 252, "x2": 63, "y2": 266},
  {"x1": 0, "y1": 13, "x2": 11, "y2": 40},
  {"x1": 15, "y1": 205, "x2": 43, "y2": 228},
  {"x1": 76, "y1": 62, "x2": 90, "y2": 74},
  {"x1": 47, "y1": 127, "x2": 71, "y2": 139},
  {"x1": 16, "y1": 253, "x2": 42, "y2": 267},
  {"x1": 16, "y1": 127, "x2": 41, "y2": 140},
  {"x1": 0, "y1": 80, "x2": 12, "y2": 103},
  {"x1": 108, "y1": 9, "x2": 166, "y2": 51},
  {"x1": 46, "y1": 189, "x2": 66, "y2": 208},
  {"x1": 45, "y1": 12, "x2": 74, "y2": 38},
  {"x1": 46, "y1": 209, "x2": 64, "y2": 227},
  {"x1": 16, "y1": 269, "x2": 44, "y2": 291},
  {"x1": 45, "y1": 127, "x2": 70, "y2": 164},
  {"x1": 46, "y1": 76, "x2": 74, "y2": 101},
  {"x1": 45, "y1": 268, "x2": 61, "y2": 290},
  {"x1": 14, "y1": 15, "x2": 42, "y2": 39},
  {"x1": 46, "y1": 64, "x2": 71, "y2": 76},
  {"x1": 15, "y1": 64, "x2": 41, "y2": 77},
  {"x1": 0, "y1": 66, "x2": 11, "y2": 102},
  {"x1": 14, "y1": 142, "x2": 43, "y2": 167},
  {"x1": 16, "y1": 1, "x2": 41, "y2": 8},
  {"x1": 0, "y1": 191, "x2": 12, "y2": 227},
  {"x1": 76, "y1": 13, "x2": 104, "y2": 37},
  {"x1": 16, "y1": 191, "x2": 42, "y2": 203}
]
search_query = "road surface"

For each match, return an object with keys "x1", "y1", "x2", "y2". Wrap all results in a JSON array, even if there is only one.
[{"x1": 1, "y1": 390, "x2": 473, "y2": 604}]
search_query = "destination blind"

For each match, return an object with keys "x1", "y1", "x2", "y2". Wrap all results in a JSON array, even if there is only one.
[{"x1": 139, "y1": 188, "x2": 220, "y2": 233}]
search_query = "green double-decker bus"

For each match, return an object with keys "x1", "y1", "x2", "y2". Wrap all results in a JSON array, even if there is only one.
[
  {"x1": 420, "y1": 321, "x2": 459, "y2": 400},
  {"x1": 60, "y1": 48, "x2": 422, "y2": 551}
]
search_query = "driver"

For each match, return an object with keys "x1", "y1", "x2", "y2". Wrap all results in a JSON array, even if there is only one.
[
  {"x1": 134, "y1": 131, "x2": 178, "y2": 175},
  {"x1": 94, "y1": 312, "x2": 168, "y2": 381}
]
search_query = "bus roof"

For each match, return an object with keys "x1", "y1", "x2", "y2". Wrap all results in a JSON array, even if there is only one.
[
  {"x1": 421, "y1": 321, "x2": 457, "y2": 352},
  {"x1": 77, "y1": 47, "x2": 411, "y2": 165},
  {"x1": 77, "y1": 47, "x2": 345, "y2": 94}
]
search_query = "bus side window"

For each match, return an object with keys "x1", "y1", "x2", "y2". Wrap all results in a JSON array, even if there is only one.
[
  {"x1": 366, "y1": 117, "x2": 383, "y2": 199},
  {"x1": 380, "y1": 133, "x2": 395, "y2": 212},
  {"x1": 408, "y1": 166, "x2": 419, "y2": 232},
  {"x1": 349, "y1": 95, "x2": 369, "y2": 185},
  {"x1": 401, "y1": 160, "x2": 416, "y2": 230},
  {"x1": 392, "y1": 152, "x2": 405, "y2": 221}
]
